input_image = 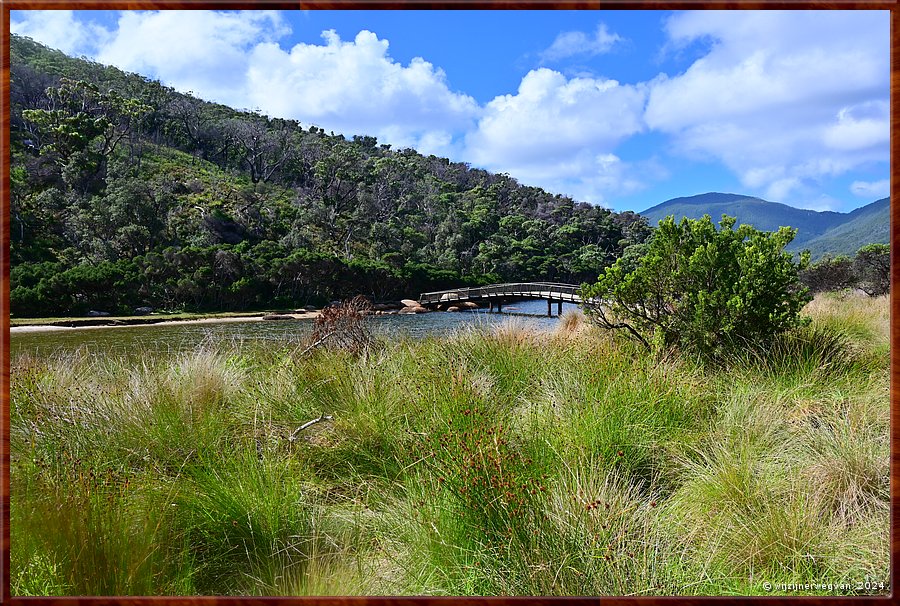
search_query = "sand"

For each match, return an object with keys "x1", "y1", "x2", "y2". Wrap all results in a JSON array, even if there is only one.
[{"x1": 10, "y1": 312, "x2": 321, "y2": 334}]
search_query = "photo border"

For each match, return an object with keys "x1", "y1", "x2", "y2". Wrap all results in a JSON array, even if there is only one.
[{"x1": 0, "y1": 1, "x2": 896, "y2": 603}]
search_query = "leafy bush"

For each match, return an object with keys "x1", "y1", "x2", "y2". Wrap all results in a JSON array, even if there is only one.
[
  {"x1": 800, "y1": 255, "x2": 855, "y2": 293},
  {"x1": 581, "y1": 215, "x2": 811, "y2": 360},
  {"x1": 853, "y1": 243, "x2": 889, "y2": 297}
]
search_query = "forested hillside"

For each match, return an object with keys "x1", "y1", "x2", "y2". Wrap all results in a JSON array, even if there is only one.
[{"x1": 9, "y1": 35, "x2": 650, "y2": 316}]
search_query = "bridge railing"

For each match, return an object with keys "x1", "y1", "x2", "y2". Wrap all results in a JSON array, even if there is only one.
[{"x1": 419, "y1": 282, "x2": 583, "y2": 304}]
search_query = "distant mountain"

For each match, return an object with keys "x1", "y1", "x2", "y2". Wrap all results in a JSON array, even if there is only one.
[
  {"x1": 639, "y1": 192, "x2": 889, "y2": 258},
  {"x1": 798, "y1": 197, "x2": 889, "y2": 259}
]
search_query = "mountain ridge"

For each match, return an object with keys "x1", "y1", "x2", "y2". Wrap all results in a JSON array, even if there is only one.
[{"x1": 639, "y1": 192, "x2": 889, "y2": 258}]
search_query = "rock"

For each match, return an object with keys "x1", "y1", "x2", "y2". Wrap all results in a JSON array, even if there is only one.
[
  {"x1": 262, "y1": 314, "x2": 294, "y2": 320},
  {"x1": 410, "y1": 306, "x2": 429, "y2": 314},
  {"x1": 400, "y1": 299, "x2": 420, "y2": 308},
  {"x1": 460, "y1": 301, "x2": 480, "y2": 309},
  {"x1": 447, "y1": 306, "x2": 460, "y2": 312},
  {"x1": 87, "y1": 310, "x2": 110, "y2": 317},
  {"x1": 133, "y1": 306, "x2": 154, "y2": 315},
  {"x1": 304, "y1": 305, "x2": 317, "y2": 311},
  {"x1": 372, "y1": 303, "x2": 392, "y2": 311}
]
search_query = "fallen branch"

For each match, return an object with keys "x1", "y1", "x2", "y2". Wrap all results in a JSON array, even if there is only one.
[
  {"x1": 290, "y1": 333, "x2": 333, "y2": 361},
  {"x1": 288, "y1": 414, "x2": 334, "y2": 442}
]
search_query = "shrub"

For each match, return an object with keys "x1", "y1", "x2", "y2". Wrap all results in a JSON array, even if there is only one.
[
  {"x1": 581, "y1": 215, "x2": 811, "y2": 360},
  {"x1": 853, "y1": 243, "x2": 889, "y2": 297},
  {"x1": 800, "y1": 255, "x2": 855, "y2": 294}
]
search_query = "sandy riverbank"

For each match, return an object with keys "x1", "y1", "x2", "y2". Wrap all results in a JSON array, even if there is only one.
[{"x1": 10, "y1": 312, "x2": 321, "y2": 334}]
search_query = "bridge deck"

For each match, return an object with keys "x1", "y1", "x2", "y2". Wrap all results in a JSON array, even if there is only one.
[{"x1": 419, "y1": 282, "x2": 584, "y2": 306}]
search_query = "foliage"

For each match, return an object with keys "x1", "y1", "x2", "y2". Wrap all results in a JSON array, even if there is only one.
[
  {"x1": 853, "y1": 243, "x2": 890, "y2": 297},
  {"x1": 581, "y1": 215, "x2": 812, "y2": 359},
  {"x1": 10, "y1": 34, "x2": 650, "y2": 317},
  {"x1": 799, "y1": 255, "x2": 856, "y2": 294}
]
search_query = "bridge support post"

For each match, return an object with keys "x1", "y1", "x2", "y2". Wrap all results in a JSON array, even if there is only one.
[
  {"x1": 547, "y1": 299, "x2": 552, "y2": 317},
  {"x1": 489, "y1": 300, "x2": 494, "y2": 313},
  {"x1": 558, "y1": 300, "x2": 563, "y2": 315}
]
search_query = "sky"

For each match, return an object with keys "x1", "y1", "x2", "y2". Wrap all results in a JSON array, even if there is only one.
[{"x1": 10, "y1": 9, "x2": 890, "y2": 213}]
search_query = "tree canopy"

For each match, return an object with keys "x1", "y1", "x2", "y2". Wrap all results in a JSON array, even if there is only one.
[{"x1": 10, "y1": 34, "x2": 650, "y2": 316}]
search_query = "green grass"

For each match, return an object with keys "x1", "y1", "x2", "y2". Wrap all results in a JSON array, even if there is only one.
[{"x1": 9, "y1": 293, "x2": 890, "y2": 595}]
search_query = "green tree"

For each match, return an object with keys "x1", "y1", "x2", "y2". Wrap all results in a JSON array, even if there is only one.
[{"x1": 581, "y1": 215, "x2": 811, "y2": 359}]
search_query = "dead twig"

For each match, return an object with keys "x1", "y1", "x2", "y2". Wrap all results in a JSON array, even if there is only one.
[{"x1": 288, "y1": 414, "x2": 334, "y2": 442}]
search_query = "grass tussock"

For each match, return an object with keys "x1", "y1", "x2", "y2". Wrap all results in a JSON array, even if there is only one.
[{"x1": 10, "y1": 293, "x2": 889, "y2": 596}]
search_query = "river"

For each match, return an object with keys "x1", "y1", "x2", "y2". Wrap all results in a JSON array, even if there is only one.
[{"x1": 10, "y1": 300, "x2": 581, "y2": 360}]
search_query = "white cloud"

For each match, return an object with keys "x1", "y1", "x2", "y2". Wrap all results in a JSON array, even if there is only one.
[
  {"x1": 95, "y1": 10, "x2": 288, "y2": 110},
  {"x1": 11, "y1": 10, "x2": 110, "y2": 56},
  {"x1": 463, "y1": 68, "x2": 648, "y2": 204},
  {"x1": 850, "y1": 179, "x2": 890, "y2": 199},
  {"x1": 243, "y1": 30, "x2": 480, "y2": 149},
  {"x1": 539, "y1": 23, "x2": 622, "y2": 63},
  {"x1": 646, "y1": 10, "x2": 889, "y2": 203}
]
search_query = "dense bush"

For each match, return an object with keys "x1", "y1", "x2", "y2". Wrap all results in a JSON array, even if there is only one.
[
  {"x1": 853, "y1": 243, "x2": 890, "y2": 297},
  {"x1": 799, "y1": 255, "x2": 856, "y2": 294},
  {"x1": 799, "y1": 244, "x2": 890, "y2": 296},
  {"x1": 581, "y1": 215, "x2": 812, "y2": 360},
  {"x1": 10, "y1": 243, "x2": 483, "y2": 316}
]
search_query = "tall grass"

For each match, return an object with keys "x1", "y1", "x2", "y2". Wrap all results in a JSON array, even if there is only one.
[{"x1": 10, "y1": 295, "x2": 889, "y2": 595}]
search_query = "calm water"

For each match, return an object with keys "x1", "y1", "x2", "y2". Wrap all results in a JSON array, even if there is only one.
[{"x1": 10, "y1": 300, "x2": 580, "y2": 360}]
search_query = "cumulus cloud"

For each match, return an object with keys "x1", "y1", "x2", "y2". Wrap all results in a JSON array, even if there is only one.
[
  {"x1": 243, "y1": 30, "x2": 480, "y2": 150},
  {"x1": 463, "y1": 68, "x2": 649, "y2": 203},
  {"x1": 96, "y1": 10, "x2": 289, "y2": 110},
  {"x1": 850, "y1": 179, "x2": 890, "y2": 199},
  {"x1": 645, "y1": 10, "x2": 889, "y2": 203},
  {"x1": 539, "y1": 23, "x2": 623, "y2": 63},
  {"x1": 11, "y1": 10, "x2": 110, "y2": 56}
]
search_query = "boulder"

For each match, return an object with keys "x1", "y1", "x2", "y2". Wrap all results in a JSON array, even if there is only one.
[
  {"x1": 304, "y1": 305, "x2": 317, "y2": 311},
  {"x1": 460, "y1": 301, "x2": 480, "y2": 309},
  {"x1": 373, "y1": 302, "x2": 402, "y2": 311},
  {"x1": 133, "y1": 306, "x2": 154, "y2": 315},
  {"x1": 262, "y1": 314, "x2": 294, "y2": 320},
  {"x1": 447, "y1": 306, "x2": 460, "y2": 312},
  {"x1": 400, "y1": 299, "x2": 420, "y2": 308},
  {"x1": 87, "y1": 310, "x2": 110, "y2": 317}
]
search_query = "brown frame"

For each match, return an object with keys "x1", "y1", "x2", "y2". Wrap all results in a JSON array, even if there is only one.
[{"x1": 0, "y1": 1, "x2": 896, "y2": 604}]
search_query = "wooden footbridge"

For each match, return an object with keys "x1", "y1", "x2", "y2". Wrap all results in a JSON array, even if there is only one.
[{"x1": 419, "y1": 282, "x2": 584, "y2": 316}]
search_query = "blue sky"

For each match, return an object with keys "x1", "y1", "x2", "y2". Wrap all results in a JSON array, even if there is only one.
[{"x1": 11, "y1": 9, "x2": 890, "y2": 213}]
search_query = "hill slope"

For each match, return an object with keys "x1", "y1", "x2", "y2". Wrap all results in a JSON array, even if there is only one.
[
  {"x1": 799, "y1": 197, "x2": 889, "y2": 258},
  {"x1": 640, "y1": 192, "x2": 888, "y2": 257},
  {"x1": 9, "y1": 34, "x2": 650, "y2": 315}
]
